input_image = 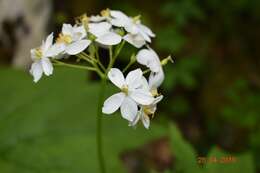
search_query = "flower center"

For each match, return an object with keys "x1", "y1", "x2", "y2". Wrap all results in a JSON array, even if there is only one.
[
  {"x1": 35, "y1": 48, "x2": 43, "y2": 59},
  {"x1": 121, "y1": 85, "x2": 128, "y2": 95},
  {"x1": 56, "y1": 34, "x2": 73, "y2": 44},
  {"x1": 151, "y1": 89, "x2": 159, "y2": 97},
  {"x1": 143, "y1": 106, "x2": 154, "y2": 116},
  {"x1": 101, "y1": 8, "x2": 110, "y2": 17}
]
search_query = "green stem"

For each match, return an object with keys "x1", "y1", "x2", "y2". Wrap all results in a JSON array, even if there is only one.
[
  {"x1": 52, "y1": 59, "x2": 96, "y2": 71},
  {"x1": 96, "y1": 78, "x2": 107, "y2": 173}
]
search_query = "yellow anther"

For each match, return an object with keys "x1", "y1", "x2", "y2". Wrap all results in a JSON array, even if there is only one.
[
  {"x1": 151, "y1": 89, "x2": 159, "y2": 97},
  {"x1": 143, "y1": 107, "x2": 154, "y2": 116},
  {"x1": 35, "y1": 48, "x2": 43, "y2": 59},
  {"x1": 101, "y1": 8, "x2": 110, "y2": 17},
  {"x1": 121, "y1": 85, "x2": 128, "y2": 95},
  {"x1": 56, "y1": 34, "x2": 72, "y2": 44},
  {"x1": 75, "y1": 13, "x2": 89, "y2": 30}
]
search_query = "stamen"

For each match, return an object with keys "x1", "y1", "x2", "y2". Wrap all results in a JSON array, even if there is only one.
[
  {"x1": 101, "y1": 8, "x2": 110, "y2": 17},
  {"x1": 35, "y1": 48, "x2": 43, "y2": 59},
  {"x1": 121, "y1": 85, "x2": 128, "y2": 95},
  {"x1": 56, "y1": 34, "x2": 72, "y2": 44}
]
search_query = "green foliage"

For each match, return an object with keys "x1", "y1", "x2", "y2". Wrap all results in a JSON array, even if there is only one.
[
  {"x1": 169, "y1": 123, "x2": 256, "y2": 173},
  {"x1": 162, "y1": 57, "x2": 203, "y2": 91},
  {"x1": 221, "y1": 79, "x2": 260, "y2": 129},
  {"x1": 204, "y1": 148, "x2": 255, "y2": 173},
  {"x1": 160, "y1": 0, "x2": 204, "y2": 27},
  {"x1": 169, "y1": 123, "x2": 201, "y2": 173},
  {"x1": 0, "y1": 67, "x2": 167, "y2": 173}
]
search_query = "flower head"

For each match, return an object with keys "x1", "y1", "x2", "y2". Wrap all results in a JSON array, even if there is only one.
[
  {"x1": 30, "y1": 33, "x2": 61, "y2": 83},
  {"x1": 88, "y1": 22, "x2": 122, "y2": 46},
  {"x1": 56, "y1": 24, "x2": 91, "y2": 55},
  {"x1": 102, "y1": 68, "x2": 154, "y2": 121}
]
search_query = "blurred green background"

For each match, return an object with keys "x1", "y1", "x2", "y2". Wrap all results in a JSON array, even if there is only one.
[{"x1": 0, "y1": 0, "x2": 259, "y2": 172}]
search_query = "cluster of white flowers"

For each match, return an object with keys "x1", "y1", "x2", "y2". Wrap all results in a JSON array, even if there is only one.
[{"x1": 30, "y1": 9, "x2": 170, "y2": 129}]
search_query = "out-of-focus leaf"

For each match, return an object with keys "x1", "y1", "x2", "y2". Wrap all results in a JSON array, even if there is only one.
[
  {"x1": 0, "y1": 67, "x2": 167, "y2": 173},
  {"x1": 169, "y1": 123, "x2": 202, "y2": 173},
  {"x1": 156, "y1": 27, "x2": 186, "y2": 53}
]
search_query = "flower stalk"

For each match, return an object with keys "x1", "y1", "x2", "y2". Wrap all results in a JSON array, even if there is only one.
[{"x1": 96, "y1": 78, "x2": 107, "y2": 173}]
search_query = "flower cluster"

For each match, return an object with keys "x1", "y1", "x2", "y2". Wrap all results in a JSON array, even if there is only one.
[{"x1": 29, "y1": 9, "x2": 171, "y2": 129}]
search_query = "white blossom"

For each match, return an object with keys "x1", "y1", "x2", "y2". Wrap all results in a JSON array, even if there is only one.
[
  {"x1": 129, "y1": 76, "x2": 163, "y2": 129},
  {"x1": 110, "y1": 10, "x2": 155, "y2": 48},
  {"x1": 30, "y1": 33, "x2": 60, "y2": 82},
  {"x1": 102, "y1": 68, "x2": 154, "y2": 121},
  {"x1": 136, "y1": 48, "x2": 165, "y2": 89},
  {"x1": 88, "y1": 22, "x2": 122, "y2": 46},
  {"x1": 56, "y1": 24, "x2": 91, "y2": 55}
]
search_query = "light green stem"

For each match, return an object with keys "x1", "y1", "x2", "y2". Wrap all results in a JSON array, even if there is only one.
[
  {"x1": 96, "y1": 78, "x2": 107, "y2": 173},
  {"x1": 52, "y1": 59, "x2": 96, "y2": 71}
]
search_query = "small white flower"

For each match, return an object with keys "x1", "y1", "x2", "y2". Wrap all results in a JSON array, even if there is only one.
[
  {"x1": 88, "y1": 22, "x2": 122, "y2": 46},
  {"x1": 102, "y1": 68, "x2": 154, "y2": 121},
  {"x1": 30, "y1": 33, "x2": 60, "y2": 83},
  {"x1": 56, "y1": 24, "x2": 91, "y2": 55},
  {"x1": 110, "y1": 11, "x2": 155, "y2": 48},
  {"x1": 129, "y1": 95, "x2": 163, "y2": 129},
  {"x1": 136, "y1": 48, "x2": 165, "y2": 89},
  {"x1": 129, "y1": 77, "x2": 163, "y2": 129}
]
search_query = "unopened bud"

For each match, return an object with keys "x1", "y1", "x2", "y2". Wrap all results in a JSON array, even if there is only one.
[{"x1": 161, "y1": 55, "x2": 173, "y2": 66}]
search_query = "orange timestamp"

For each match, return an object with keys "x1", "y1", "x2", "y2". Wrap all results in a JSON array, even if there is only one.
[{"x1": 197, "y1": 156, "x2": 237, "y2": 164}]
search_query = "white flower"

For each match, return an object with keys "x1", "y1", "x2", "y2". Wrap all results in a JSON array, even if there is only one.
[
  {"x1": 110, "y1": 11, "x2": 155, "y2": 48},
  {"x1": 56, "y1": 24, "x2": 91, "y2": 55},
  {"x1": 130, "y1": 95, "x2": 163, "y2": 129},
  {"x1": 102, "y1": 68, "x2": 154, "y2": 121},
  {"x1": 129, "y1": 76, "x2": 163, "y2": 129},
  {"x1": 30, "y1": 33, "x2": 60, "y2": 83},
  {"x1": 88, "y1": 22, "x2": 122, "y2": 46},
  {"x1": 136, "y1": 48, "x2": 165, "y2": 89}
]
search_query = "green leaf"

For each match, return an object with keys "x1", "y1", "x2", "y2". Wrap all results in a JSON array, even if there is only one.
[
  {"x1": 169, "y1": 123, "x2": 202, "y2": 173},
  {"x1": 0, "y1": 67, "x2": 167, "y2": 173},
  {"x1": 204, "y1": 147, "x2": 255, "y2": 173}
]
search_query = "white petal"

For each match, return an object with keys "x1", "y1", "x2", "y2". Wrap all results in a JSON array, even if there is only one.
[
  {"x1": 96, "y1": 32, "x2": 122, "y2": 45},
  {"x1": 141, "y1": 76, "x2": 150, "y2": 91},
  {"x1": 139, "y1": 24, "x2": 155, "y2": 37},
  {"x1": 89, "y1": 15, "x2": 106, "y2": 22},
  {"x1": 125, "y1": 68, "x2": 143, "y2": 89},
  {"x1": 149, "y1": 69, "x2": 165, "y2": 89},
  {"x1": 43, "y1": 33, "x2": 54, "y2": 52},
  {"x1": 45, "y1": 43, "x2": 65, "y2": 57},
  {"x1": 141, "y1": 113, "x2": 150, "y2": 129},
  {"x1": 102, "y1": 92, "x2": 125, "y2": 114},
  {"x1": 139, "y1": 29, "x2": 151, "y2": 42},
  {"x1": 30, "y1": 61, "x2": 43, "y2": 83},
  {"x1": 88, "y1": 22, "x2": 112, "y2": 37},
  {"x1": 120, "y1": 97, "x2": 138, "y2": 121},
  {"x1": 108, "y1": 68, "x2": 125, "y2": 88},
  {"x1": 110, "y1": 10, "x2": 129, "y2": 20},
  {"x1": 154, "y1": 95, "x2": 164, "y2": 105},
  {"x1": 125, "y1": 22, "x2": 139, "y2": 35},
  {"x1": 129, "y1": 111, "x2": 141, "y2": 127},
  {"x1": 30, "y1": 49, "x2": 38, "y2": 60},
  {"x1": 65, "y1": 39, "x2": 91, "y2": 55},
  {"x1": 41, "y1": 57, "x2": 53, "y2": 76},
  {"x1": 130, "y1": 89, "x2": 154, "y2": 105},
  {"x1": 136, "y1": 49, "x2": 161, "y2": 73},
  {"x1": 72, "y1": 25, "x2": 87, "y2": 41},
  {"x1": 62, "y1": 24, "x2": 73, "y2": 35},
  {"x1": 123, "y1": 34, "x2": 145, "y2": 48}
]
